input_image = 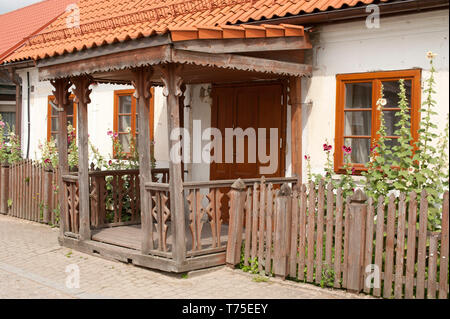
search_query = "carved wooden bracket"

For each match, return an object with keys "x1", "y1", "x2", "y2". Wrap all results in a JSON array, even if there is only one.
[
  {"x1": 131, "y1": 67, "x2": 154, "y2": 100},
  {"x1": 50, "y1": 78, "x2": 72, "y2": 109},
  {"x1": 159, "y1": 64, "x2": 183, "y2": 97},
  {"x1": 71, "y1": 76, "x2": 94, "y2": 105}
]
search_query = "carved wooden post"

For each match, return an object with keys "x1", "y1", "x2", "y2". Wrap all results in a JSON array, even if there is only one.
[
  {"x1": 71, "y1": 76, "x2": 93, "y2": 241},
  {"x1": 131, "y1": 67, "x2": 154, "y2": 254},
  {"x1": 347, "y1": 189, "x2": 368, "y2": 293},
  {"x1": 159, "y1": 64, "x2": 186, "y2": 267},
  {"x1": 273, "y1": 183, "x2": 292, "y2": 279},
  {"x1": 289, "y1": 77, "x2": 302, "y2": 186},
  {"x1": 0, "y1": 164, "x2": 9, "y2": 214},
  {"x1": 50, "y1": 78, "x2": 72, "y2": 238},
  {"x1": 226, "y1": 178, "x2": 247, "y2": 268}
]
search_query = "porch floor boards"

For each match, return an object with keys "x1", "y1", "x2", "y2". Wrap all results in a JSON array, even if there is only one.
[{"x1": 91, "y1": 223, "x2": 229, "y2": 252}]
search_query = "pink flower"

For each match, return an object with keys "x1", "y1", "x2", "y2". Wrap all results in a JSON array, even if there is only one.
[
  {"x1": 107, "y1": 130, "x2": 113, "y2": 136},
  {"x1": 44, "y1": 158, "x2": 51, "y2": 164},
  {"x1": 304, "y1": 155, "x2": 310, "y2": 160},
  {"x1": 351, "y1": 167, "x2": 356, "y2": 175},
  {"x1": 323, "y1": 143, "x2": 332, "y2": 152},
  {"x1": 343, "y1": 146, "x2": 352, "y2": 154},
  {"x1": 0, "y1": 121, "x2": 5, "y2": 127}
]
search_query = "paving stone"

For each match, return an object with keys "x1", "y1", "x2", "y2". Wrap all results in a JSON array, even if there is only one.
[{"x1": 0, "y1": 215, "x2": 370, "y2": 299}]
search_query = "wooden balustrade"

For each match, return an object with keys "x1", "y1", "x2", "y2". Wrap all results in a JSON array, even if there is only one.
[
  {"x1": 89, "y1": 169, "x2": 140, "y2": 228},
  {"x1": 144, "y1": 182, "x2": 172, "y2": 258},
  {"x1": 184, "y1": 177, "x2": 297, "y2": 258},
  {"x1": 62, "y1": 174, "x2": 80, "y2": 235},
  {"x1": 89, "y1": 168, "x2": 169, "y2": 229}
]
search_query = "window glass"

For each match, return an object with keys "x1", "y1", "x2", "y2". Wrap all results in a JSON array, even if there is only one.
[
  {"x1": 382, "y1": 80, "x2": 412, "y2": 108},
  {"x1": 119, "y1": 115, "x2": 131, "y2": 132},
  {"x1": 383, "y1": 110, "x2": 411, "y2": 136},
  {"x1": 0, "y1": 112, "x2": 15, "y2": 135},
  {"x1": 344, "y1": 82, "x2": 372, "y2": 109},
  {"x1": 119, "y1": 96, "x2": 132, "y2": 114},
  {"x1": 344, "y1": 111, "x2": 372, "y2": 136},
  {"x1": 344, "y1": 138, "x2": 370, "y2": 164},
  {"x1": 119, "y1": 134, "x2": 130, "y2": 153}
]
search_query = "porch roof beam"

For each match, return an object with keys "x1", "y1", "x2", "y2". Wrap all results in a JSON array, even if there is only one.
[
  {"x1": 36, "y1": 33, "x2": 172, "y2": 68},
  {"x1": 39, "y1": 45, "x2": 312, "y2": 81},
  {"x1": 171, "y1": 49, "x2": 312, "y2": 77},
  {"x1": 38, "y1": 45, "x2": 172, "y2": 81},
  {"x1": 172, "y1": 36, "x2": 312, "y2": 54}
]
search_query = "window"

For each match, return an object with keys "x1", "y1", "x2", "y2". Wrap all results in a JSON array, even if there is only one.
[
  {"x1": 0, "y1": 103, "x2": 16, "y2": 135},
  {"x1": 334, "y1": 69, "x2": 421, "y2": 173},
  {"x1": 47, "y1": 95, "x2": 77, "y2": 142},
  {"x1": 113, "y1": 89, "x2": 154, "y2": 156}
]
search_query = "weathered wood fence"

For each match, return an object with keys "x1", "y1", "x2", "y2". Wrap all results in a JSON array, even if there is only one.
[
  {"x1": 226, "y1": 179, "x2": 449, "y2": 299},
  {"x1": 1, "y1": 160, "x2": 170, "y2": 231},
  {"x1": 0, "y1": 160, "x2": 60, "y2": 224}
]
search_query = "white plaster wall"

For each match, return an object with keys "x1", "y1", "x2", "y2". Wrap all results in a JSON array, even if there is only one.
[
  {"x1": 187, "y1": 84, "x2": 212, "y2": 182},
  {"x1": 16, "y1": 67, "x2": 169, "y2": 169},
  {"x1": 153, "y1": 86, "x2": 169, "y2": 168},
  {"x1": 302, "y1": 9, "x2": 449, "y2": 181}
]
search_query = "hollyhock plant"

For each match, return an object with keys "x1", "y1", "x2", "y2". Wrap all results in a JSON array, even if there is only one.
[
  {"x1": 322, "y1": 139, "x2": 334, "y2": 186},
  {"x1": 0, "y1": 115, "x2": 22, "y2": 164},
  {"x1": 305, "y1": 155, "x2": 312, "y2": 183},
  {"x1": 338, "y1": 144, "x2": 356, "y2": 198}
]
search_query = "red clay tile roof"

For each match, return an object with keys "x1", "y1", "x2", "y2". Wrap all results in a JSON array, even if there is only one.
[
  {"x1": 0, "y1": 0, "x2": 77, "y2": 63},
  {"x1": 4, "y1": 0, "x2": 391, "y2": 63}
]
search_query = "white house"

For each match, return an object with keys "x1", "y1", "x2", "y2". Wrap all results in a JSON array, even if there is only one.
[{"x1": 2, "y1": 0, "x2": 449, "y2": 185}]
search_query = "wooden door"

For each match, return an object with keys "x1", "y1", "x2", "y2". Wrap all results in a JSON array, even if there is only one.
[{"x1": 210, "y1": 82, "x2": 286, "y2": 222}]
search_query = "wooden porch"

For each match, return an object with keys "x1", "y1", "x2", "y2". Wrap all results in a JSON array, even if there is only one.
[
  {"x1": 44, "y1": 24, "x2": 311, "y2": 273},
  {"x1": 91, "y1": 222, "x2": 229, "y2": 253}
]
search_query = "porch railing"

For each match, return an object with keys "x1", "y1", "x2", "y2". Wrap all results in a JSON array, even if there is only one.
[
  {"x1": 89, "y1": 169, "x2": 141, "y2": 228},
  {"x1": 141, "y1": 176, "x2": 297, "y2": 262},
  {"x1": 145, "y1": 182, "x2": 172, "y2": 258},
  {"x1": 60, "y1": 168, "x2": 170, "y2": 234},
  {"x1": 62, "y1": 174, "x2": 80, "y2": 236},
  {"x1": 182, "y1": 177, "x2": 298, "y2": 258}
]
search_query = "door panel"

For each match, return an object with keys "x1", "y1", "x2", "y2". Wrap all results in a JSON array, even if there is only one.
[
  {"x1": 211, "y1": 83, "x2": 284, "y2": 181},
  {"x1": 210, "y1": 83, "x2": 285, "y2": 223}
]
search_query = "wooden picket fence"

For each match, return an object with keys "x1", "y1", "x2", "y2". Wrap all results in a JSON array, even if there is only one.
[
  {"x1": 0, "y1": 160, "x2": 60, "y2": 224},
  {"x1": 226, "y1": 179, "x2": 449, "y2": 299}
]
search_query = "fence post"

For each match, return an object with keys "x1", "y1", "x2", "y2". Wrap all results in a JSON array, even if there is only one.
[
  {"x1": 42, "y1": 168, "x2": 52, "y2": 224},
  {"x1": 346, "y1": 189, "x2": 368, "y2": 293},
  {"x1": 0, "y1": 164, "x2": 9, "y2": 214},
  {"x1": 226, "y1": 178, "x2": 247, "y2": 268},
  {"x1": 273, "y1": 183, "x2": 292, "y2": 279}
]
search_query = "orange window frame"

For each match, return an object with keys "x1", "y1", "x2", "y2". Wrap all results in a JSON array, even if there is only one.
[
  {"x1": 334, "y1": 69, "x2": 421, "y2": 174},
  {"x1": 47, "y1": 95, "x2": 77, "y2": 141},
  {"x1": 113, "y1": 89, "x2": 155, "y2": 157}
]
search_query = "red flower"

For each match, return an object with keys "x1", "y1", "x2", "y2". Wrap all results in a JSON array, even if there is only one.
[
  {"x1": 108, "y1": 160, "x2": 112, "y2": 166},
  {"x1": 343, "y1": 146, "x2": 352, "y2": 154},
  {"x1": 351, "y1": 167, "x2": 356, "y2": 175},
  {"x1": 44, "y1": 158, "x2": 50, "y2": 164},
  {"x1": 323, "y1": 143, "x2": 332, "y2": 152},
  {"x1": 370, "y1": 144, "x2": 379, "y2": 152},
  {"x1": 304, "y1": 155, "x2": 310, "y2": 160}
]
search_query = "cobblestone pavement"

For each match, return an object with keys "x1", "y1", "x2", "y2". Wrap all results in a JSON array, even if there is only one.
[{"x1": 0, "y1": 215, "x2": 369, "y2": 299}]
